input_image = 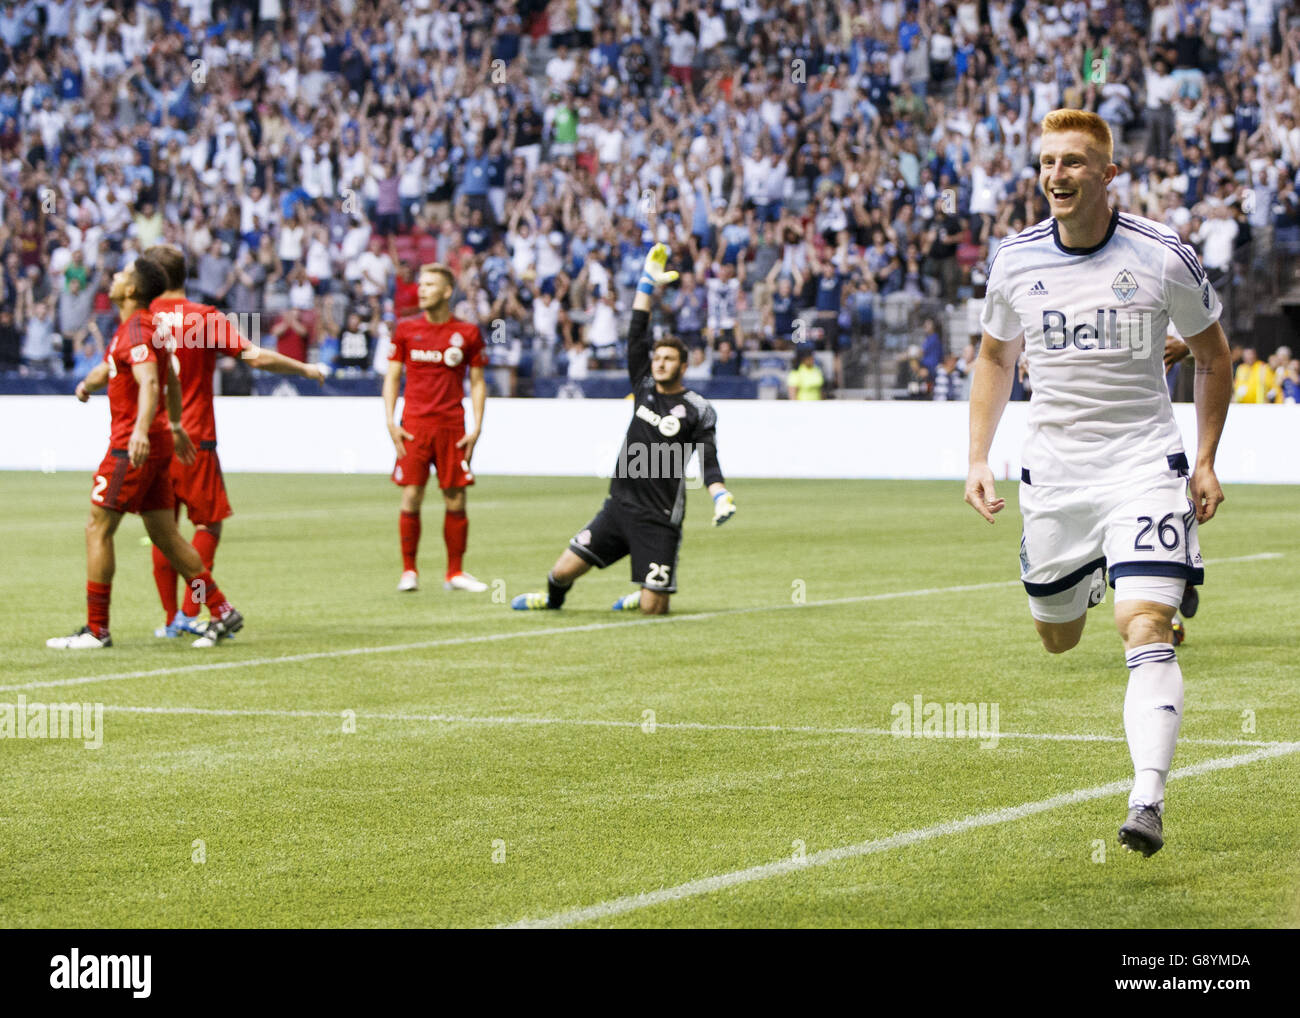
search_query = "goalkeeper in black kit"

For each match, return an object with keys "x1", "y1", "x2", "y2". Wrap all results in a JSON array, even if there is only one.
[{"x1": 512, "y1": 244, "x2": 737, "y2": 615}]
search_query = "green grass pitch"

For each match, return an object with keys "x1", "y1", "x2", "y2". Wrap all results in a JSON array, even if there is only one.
[{"x1": 2, "y1": 471, "x2": 1297, "y2": 928}]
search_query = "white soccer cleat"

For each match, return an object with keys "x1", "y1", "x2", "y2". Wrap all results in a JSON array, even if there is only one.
[
  {"x1": 397, "y1": 570, "x2": 419, "y2": 592},
  {"x1": 444, "y1": 571, "x2": 488, "y2": 592},
  {"x1": 46, "y1": 626, "x2": 111, "y2": 650}
]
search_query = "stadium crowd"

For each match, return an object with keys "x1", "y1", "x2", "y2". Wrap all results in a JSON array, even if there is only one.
[{"x1": 1, "y1": 0, "x2": 1299, "y2": 400}]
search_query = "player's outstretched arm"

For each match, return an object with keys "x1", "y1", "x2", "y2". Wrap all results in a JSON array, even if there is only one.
[
  {"x1": 242, "y1": 345, "x2": 330, "y2": 383},
  {"x1": 76, "y1": 362, "x2": 110, "y2": 401},
  {"x1": 628, "y1": 242, "x2": 680, "y2": 381},
  {"x1": 1183, "y1": 320, "x2": 1232, "y2": 523},
  {"x1": 964, "y1": 331, "x2": 1021, "y2": 524}
]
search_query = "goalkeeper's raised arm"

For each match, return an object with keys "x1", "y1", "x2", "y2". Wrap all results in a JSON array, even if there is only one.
[{"x1": 627, "y1": 242, "x2": 679, "y2": 385}]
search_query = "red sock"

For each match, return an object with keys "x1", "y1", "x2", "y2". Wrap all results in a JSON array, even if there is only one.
[
  {"x1": 184, "y1": 529, "x2": 221, "y2": 617},
  {"x1": 86, "y1": 581, "x2": 111, "y2": 638},
  {"x1": 400, "y1": 510, "x2": 421, "y2": 572},
  {"x1": 444, "y1": 509, "x2": 467, "y2": 578},
  {"x1": 188, "y1": 570, "x2": 232, "y2": 619},
  {"x1": 151, "y1": 545, "x2": 178, "y2": 622}
]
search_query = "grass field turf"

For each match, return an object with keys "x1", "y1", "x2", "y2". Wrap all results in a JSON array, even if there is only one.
[{"x1": 2, "y1": 471, "x2": 1297, "y2": 928}]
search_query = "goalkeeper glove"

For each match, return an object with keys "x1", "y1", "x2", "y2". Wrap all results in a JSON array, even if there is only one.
[
  {"x1": 638, "y1": 242, "x2": 679, "y2": 294},
  {"x1": 712, "y1": 488, "x2": 736, "y2": 526}
]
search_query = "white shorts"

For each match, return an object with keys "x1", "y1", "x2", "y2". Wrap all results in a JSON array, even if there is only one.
[{"x1": 1019, "y1": 473, "x2": 1203, "y2": 623}]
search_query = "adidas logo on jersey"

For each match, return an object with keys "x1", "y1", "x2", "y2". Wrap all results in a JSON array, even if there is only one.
[{"x1": 1028, "y1": 280, "x2": 1049, "y2": 296}]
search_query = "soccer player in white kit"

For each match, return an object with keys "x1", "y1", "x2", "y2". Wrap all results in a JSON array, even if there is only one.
[{"x1": 964, "y1": 111, "x2": 1233, "y2": 857}]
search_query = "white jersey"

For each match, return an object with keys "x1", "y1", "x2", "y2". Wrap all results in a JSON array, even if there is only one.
[{"x1": 981, "y1": 209, "x2": 1221, "y2": 486}]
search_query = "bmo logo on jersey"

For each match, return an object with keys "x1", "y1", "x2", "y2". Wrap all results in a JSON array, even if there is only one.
[
  {"x1": 410, "y1": 347, "x2": 462, "y2": 365},
  {"x1": 635, "y1": 403, "x2": 681, "y2": 437},
  {"x1": 1041, "y1": 309, "x2": 1153, "y2": 358}
]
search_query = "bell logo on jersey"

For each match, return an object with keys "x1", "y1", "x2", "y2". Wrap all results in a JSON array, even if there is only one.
[
  {"x1": 1041, "y1": 309, "x2": 1152, "y2": 358},
  {"x1": 130, "y1": 344, "x2": 150, "y2": 363}
]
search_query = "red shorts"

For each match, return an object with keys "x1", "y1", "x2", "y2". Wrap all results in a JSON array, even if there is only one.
[
  {"x1": 91, "y1": 447, "x2": 174, "y2": 515},
  {"x1": 392, "y1": 423, "x2": 475, "y2": 490},
  {"x1": 170, "y1": 444, "x2": 233, "y2": 526}
]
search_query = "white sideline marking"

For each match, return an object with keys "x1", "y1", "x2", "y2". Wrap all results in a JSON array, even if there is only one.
[
  {"x1": 11, "y1": 551, "x2": 1283, "y2": 693},
  {"x1": 94, "y1": 704, "x2": 1292, "y2": 749},
  {"x1": 503, "y1": 742, "x2": 1300, "y2": 929}
]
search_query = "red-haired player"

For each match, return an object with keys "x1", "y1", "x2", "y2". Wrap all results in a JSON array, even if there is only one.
[
  {"x1": 383, "y1": 263, "x2": 488, "y2": 592},
  {"x1": 46, "y1": 258, "x2": 244, "y2": 649},
  {"x1": 141, "y1": 245, "x2": 326, "y2": 638}
]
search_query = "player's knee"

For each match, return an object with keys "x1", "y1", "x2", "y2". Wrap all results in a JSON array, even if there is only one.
[
  {"x1": 1039, "y1": 630, "x2": 1079, "y2": 654},
  {"x1": 85, "y1": 511, "x2": 114, "y2": 539},
  {"x1": 1036, "y1": 621, "x2": 1082, "y2": 654},
  {"x1": 443, "y1": 487, "x2": 466, "y2": 512},
  {"x1": 1116, "y1": 605, "x2": 1173, "y2": 647},
  {"x1": 401, "y1": 485, "x2": 425, "y2": 512}
]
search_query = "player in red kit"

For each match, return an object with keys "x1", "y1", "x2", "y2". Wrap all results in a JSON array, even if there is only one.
[
  {"x1": 383, "y1": 263, "x2": 489, "y2": 592},
  {"x1": 141, "y1": 246, "x2": 327, "y2": 637},
  {"x1": 46, "y1": 257, "x2": 244, "y2": 649}
]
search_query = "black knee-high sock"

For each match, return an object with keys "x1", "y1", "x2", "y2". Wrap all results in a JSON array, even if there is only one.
[{"x1": 546, "y1": 571, "x2": 571, "y2": 609}]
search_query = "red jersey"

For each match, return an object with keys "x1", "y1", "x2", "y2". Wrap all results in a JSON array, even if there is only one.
[
  {"x1": 389, "y1": 315, "x2": 486, "y2": 426},
  {"x1": 106, "y1": 309, "x2": 170, "y2": 448},
  {"x1": 150, "y1": 297, "x2": 251, "y2": 445}
]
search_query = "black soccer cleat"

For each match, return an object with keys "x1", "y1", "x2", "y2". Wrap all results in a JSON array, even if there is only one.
[
  {"x1": 1179, "y1": 582, "x2": 1199, "y2": 619},
  {"x1": 192, "y1": 608, "x2": 244, "y2": 648},
  {"x1": 1118, "y1": 805, "x2": 1164, "y2": 857}
]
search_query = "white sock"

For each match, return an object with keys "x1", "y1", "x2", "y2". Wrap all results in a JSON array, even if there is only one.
[{"x1": 1123, "y1": 643, "x2": 1184, "y2": 811}]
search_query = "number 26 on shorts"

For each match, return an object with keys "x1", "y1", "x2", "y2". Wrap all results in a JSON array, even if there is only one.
[{"x1": 1134, "y1": 512, "x2": 1181, "y2": 552}]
